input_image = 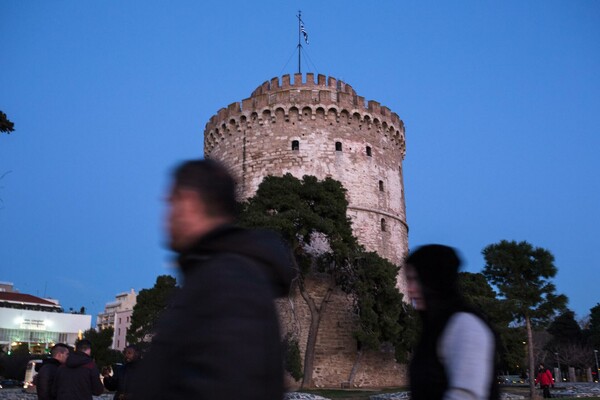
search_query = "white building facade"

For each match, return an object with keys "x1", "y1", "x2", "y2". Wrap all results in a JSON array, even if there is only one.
[{"x1": 0, "y1": 283, "x2": 91, "y2": 354}]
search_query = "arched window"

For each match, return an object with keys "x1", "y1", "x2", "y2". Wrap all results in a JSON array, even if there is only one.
[
  {"x1": 381, "y1": 218, "x2": 387, "y2": 232},
  {"x1": 292, "y1": 140, "x2": 299, "y2": 151},
  {"x1": 379, "y1": 180, "x2": 384, "y2": 191},
  {"x1": 366, "y1": 146, "x2": 372, "y2": 156},
  {"x1": 335, "y1": 141, "x2": 342, "y2": 152}
]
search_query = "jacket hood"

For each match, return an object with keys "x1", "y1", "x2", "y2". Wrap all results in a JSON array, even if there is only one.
[
  {"x1": 36, "y1": 357, "x2": 60, "y2": 371},
  {"x1": 65, "y1": 351, "x2": 93, "y2": 368},
  {"x1": 178, "y1": 224, "x2": 295, "y2": 297}
]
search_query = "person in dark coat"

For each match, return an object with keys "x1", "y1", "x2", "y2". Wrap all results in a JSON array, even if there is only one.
[
  {"x1": 52, "y1": 339, "x2": 104, "y2": 400},
  {"x1": 405, "y1": 244, "x2": 499, "y2": 400},
  {"x1": 132, "y1": 159, "x2": 294, "y2": 400},
  {"x1": 35, "y1": 343, "x2": 70, "y2": 400},
  {"x1": 102, "y1": 345, "x2": 141, "y2": 400}
]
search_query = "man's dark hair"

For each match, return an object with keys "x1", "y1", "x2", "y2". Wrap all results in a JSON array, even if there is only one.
[
  {"x1": 124, "y1": 344, "x2": 140, "y2": 354},
  {"x1": 172, "y1": 159, "x2": 237, "y2": 218},
  {"x1": 75, "y1": 339, "x2": 92, "y2": 352},
  {"x1": 50, "y1": 343, "x2": 70, "y2": 357}
]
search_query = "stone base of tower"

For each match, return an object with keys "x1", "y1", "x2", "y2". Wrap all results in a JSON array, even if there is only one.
[{"x1": 278, "y1": 276, "x2": 408, "y2": 389}]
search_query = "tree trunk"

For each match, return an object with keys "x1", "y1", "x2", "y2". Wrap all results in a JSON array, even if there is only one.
[
  {"x1": 299, "y1": 277, "x2": 334, "y2": 389},
  {"x1": 347, "y1": 350, "x2": 363, "y2": 386},
  {"x1": 526, "y1": 316, "x2": 538, "y2": 400}
]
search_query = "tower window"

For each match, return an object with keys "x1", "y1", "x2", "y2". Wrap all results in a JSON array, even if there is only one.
[
  {"x1": 292, "y1": 140, "x2": 299, "y2": 151},
  {"x1": 379, "y1": 180, "x2": 384, "y2": 191},
  {"x1": 366, "y1": 146, "x2": 372, "y2": 156},
  {"x1": 335, "y1": 142, "x2": 342, "y2": 151},
  {"x1": 381, "y1": 218, "x2": 387, "y2": 232}
]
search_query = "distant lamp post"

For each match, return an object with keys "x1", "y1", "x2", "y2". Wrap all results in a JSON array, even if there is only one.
[
  {"x1": 555, "y1": 352, "x2": 561, "y2": 382},
  {"x1": 594, "y1": 350, "x2": 599, "y2": 382}
]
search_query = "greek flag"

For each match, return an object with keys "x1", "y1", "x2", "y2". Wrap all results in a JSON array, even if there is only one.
[{"x1": 300, "y1": 22, "x2": 309, "y2": 45}]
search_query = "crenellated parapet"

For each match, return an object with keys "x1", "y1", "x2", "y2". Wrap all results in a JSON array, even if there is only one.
[{"x1": 204, "y1": 74, "x2": 405, "y2": 156}]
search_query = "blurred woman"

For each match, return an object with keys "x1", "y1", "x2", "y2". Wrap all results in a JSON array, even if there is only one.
[{"x1": 405, "y1": 244, "x2": 499, "y2": 400}]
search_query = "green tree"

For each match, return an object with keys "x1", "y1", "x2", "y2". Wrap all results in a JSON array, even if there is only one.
[
  {"x1": 127, "y1": 275, "x2": 178, "y2": 350},
  {"x1": 588, "y1": 303, "x2": 600, "y2": 350},
  {"x1": 281, "y1": 335, "x2": 303, "y2": 381},
  {"x1": 547, "y1": 310, "x2": 583, "y2": 346},
  {"x1": 483, "y1": 240, "x2": 567, "y2": 398},
  {"x1": 239, "y1": 174, "x2": 411, "y2": 388},
  {"x1": 458, "y1": 272, "x2": 524, "y2": 373},
  {"x1": 240, "y1": 174, "x2": 357, "y2": 388},
  {"x1": 0, "y1": 343, "x2": 31, "y2": 380},
  {"x1": 352, "y1": 252, "x2": 415, "y2": 363},
  {"x1": 83, "y1": 327, "x2": 123, "y2": 369},
  {"x1": 0, "y1": 111, "x2": 14, "y2": 134}
]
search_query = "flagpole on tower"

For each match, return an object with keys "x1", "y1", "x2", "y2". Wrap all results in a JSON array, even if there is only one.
[
  {"x1": 297, "y1": 11, "x2": 309, "y2": 74},
  {"x1": 297, "y1": 10, "x2": 302, "y2": 74}
]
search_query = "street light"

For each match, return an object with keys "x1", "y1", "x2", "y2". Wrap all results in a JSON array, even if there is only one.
[
  {"x1": 594, "y1": 350, "x2": 599, "y2": 382},
  {"x1": 555, "y1": 352, "x2": 561, "y2": 382}
]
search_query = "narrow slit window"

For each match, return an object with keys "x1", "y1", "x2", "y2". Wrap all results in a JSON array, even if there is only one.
[
  {"x1": 379, "y1": 180, "x2": 384, "y2": 191},
  {"x1": 335, "y1": 142, "x2": 342, "y2": 152},
  {"x1": 381, "y1": 218, "x2": 387, "y2": 232},
  {"x1": 292, "y1": 140, "x2": 299, "y2": 151},
  {"x1": 366, "y1": 146, "x2": 372, "y2": 156}
]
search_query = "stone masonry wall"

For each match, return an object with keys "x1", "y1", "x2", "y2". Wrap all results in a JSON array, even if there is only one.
[{"x1": 278, "y1": 277, "x2": 407, "y2": 389}]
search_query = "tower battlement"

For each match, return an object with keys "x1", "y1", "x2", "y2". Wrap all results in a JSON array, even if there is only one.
[
  {"x1": 205, "y1": 74, "x2": 405, "y2": 156},
  {"x1": 203, "y1": 72, "x2": 408, "y2": 272}
]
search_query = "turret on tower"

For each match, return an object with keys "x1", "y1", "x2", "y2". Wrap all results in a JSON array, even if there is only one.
[{"x1": 204, "y1": 73, "x2": 408, "y2": 292}]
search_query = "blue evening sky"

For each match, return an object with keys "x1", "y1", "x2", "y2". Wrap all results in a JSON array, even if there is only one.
[{"x1": 1, "y1": 1, "x2": 599, "y2": 322}]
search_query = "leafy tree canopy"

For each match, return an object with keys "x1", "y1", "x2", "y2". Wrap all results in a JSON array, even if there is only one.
[
  {"x1": 239, "y1": 173, "x2": 358, "y2": 278},
  {"x1": 459, "y1": 272, "x2": 510, "y2": 326},
  {"x1": 458, "y1": 272, "x2": 523, "y2": 371},
  {"x1": 353, "y1": 251, "x2": 415, "y2": 362},
  {"x1": 0, "y1": 343, "x2": 31, "y2": 380},
  {"x1": 587, "y1": 303, "x2": 600, "y2": 349},
  {"x1": 482, "y1": 240, "x2": 567, "y2": 325},
  {"x1": 239, "y1": 174, "x2": 414, "y2": 370},
  {"x1": 83, "y1": 327, "x2": 122, "y2": 369},
  {"x1": 0, "y1": 111, "x2": 15, "y2": 134},
  {"x1": 127, "y1": 275, "x2": 178, "y2": 350},
  {"x1": 547, "y1": 310, "x2": 582, "y2": 346}
]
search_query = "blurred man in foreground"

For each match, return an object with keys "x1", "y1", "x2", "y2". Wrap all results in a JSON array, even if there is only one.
[{"x1": 133, "y1": 159, "x2": 294, "y2": 400}]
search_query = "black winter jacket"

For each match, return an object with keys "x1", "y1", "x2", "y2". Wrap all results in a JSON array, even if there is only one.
[
  {"x1": 133, "y1": 225, "x2": 294, "y2": 400},
  {"x1": 103, "y1": 360, "x2": 140, "y2": 400},
  {"x1": 52, "y1": 351, "x2": 104, "y2": 400},
  {"x1": 36, "y1": 358, "x2": 61, "y2": 400}
]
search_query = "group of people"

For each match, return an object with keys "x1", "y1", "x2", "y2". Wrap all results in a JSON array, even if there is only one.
[
  {"x1": 35, "y1": 340, "x2": 103, "y2": 400},
  {"x1": 35, "y1": 159, "x2": 554, "y2": 400},
  {"x1": 36, "y1": 340, "x2": 140, "y2": 400}
]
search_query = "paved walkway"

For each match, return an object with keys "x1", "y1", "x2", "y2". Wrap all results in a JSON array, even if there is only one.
[
  {"x1": 368, "y1": 383, "x2": 600, "y2": 399},
  {"x1": 0, "y1": 389, "x2": 113, "y2": 400},
  {"x1": 0, "y1": 383, "x2": 598, "y2": 400}
]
